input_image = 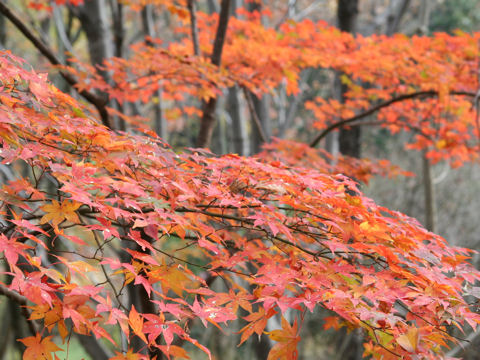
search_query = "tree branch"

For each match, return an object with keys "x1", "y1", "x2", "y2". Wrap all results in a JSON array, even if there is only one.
[
  {"x1": 0, "y1": 2, "x2": 111, "y2": 129},
  {"x1": 309, "y1": 90, "x2": 476, "y2": 148}
]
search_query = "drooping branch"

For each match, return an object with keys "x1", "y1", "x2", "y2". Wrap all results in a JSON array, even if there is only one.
[
  {"x1": 0, "y1": 2, "x2": 111, "y2": 128},
  {"x1": 196, "y1": 0, "x2": 231, "y2": 148},
  {"x1": 309, "y1": 90, "x2": 476, "y2": 148}
]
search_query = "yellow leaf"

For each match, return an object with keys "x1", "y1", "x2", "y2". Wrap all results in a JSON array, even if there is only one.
[
  {"x1": 396, "y1": 327, "x2": 419, "y2": 352},
  {"x1": 40, "y1": 200, "x2": 81, "y2": 227},
  {"x1": 128, "y1": 305, "x2": 147, "y2": 344},
  {"x1": 436, "y1": 139, "x2": 447, "y2": 149}
]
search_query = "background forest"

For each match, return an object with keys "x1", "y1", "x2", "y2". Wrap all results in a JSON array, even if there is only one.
[{"x1": 1, "y1": 0, "x2": 480, "y2": 359}]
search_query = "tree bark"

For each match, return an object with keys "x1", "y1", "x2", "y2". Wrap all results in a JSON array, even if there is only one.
[
  {"x1": 74, "y1": 0, "x2": 113, "y2": 76},
  {"x1": 142, "y1": 5, "x2": 168, "y2": 140},
  {"x1": 74, "y1": 0, "x2": 125, "y2": 129},
  {"x1": 422, "y1": 153, "x2": 436, "y2": 232},
  {"x1": 228, "y1": 86, "x2": 249, "y2": 155},
  {"x1": 386, "y1": 0, "x2": 411, "y2": 36},
  {"x1": 337, "y1": 0, "x2": 361, "y2": 158},
  {"x1": 247, "y1": 0, "x2": 272, "y2": 154},
  {"x1": 251, "y1": 93, "x2": 271, "y2": 153},
  {"x1": 196, "y1": 0, "x2": 231, "y2": 148}
]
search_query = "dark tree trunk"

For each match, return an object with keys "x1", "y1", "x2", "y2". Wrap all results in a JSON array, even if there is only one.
[
  {"x1": 196, "y1": 0, "x2": 231, "y2": 148},
  {"x1": 337, "y1": 0, "x2": 361, "y2": 158},
  {"x1": 247, "y1": 0, "x2": 272, "y2": 154}
]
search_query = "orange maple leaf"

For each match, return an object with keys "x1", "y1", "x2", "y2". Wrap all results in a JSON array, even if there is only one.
[
  {"x1": 18, "y1": 334, "x2": 62, "y2": 360},
  {"x1": 265, "y1": 316, "x2": 300, "y2": 360},
  {"x1": 129, "y1": 305, "x2": 148, "y2": 344},
  {"x1": 110, "y1": 348, "x2": 142, "y2": 360},
  {"x1": 40, "y1": 199, "x2": 81, "y2": 227}
]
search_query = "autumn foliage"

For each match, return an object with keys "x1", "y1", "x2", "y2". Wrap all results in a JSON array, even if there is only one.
[{"x1": 0, "y1": 2, "x2": 480, "y2": 360}]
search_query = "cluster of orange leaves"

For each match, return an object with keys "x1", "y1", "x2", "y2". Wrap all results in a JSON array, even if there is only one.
[
  {"x1": 1, "y1": 1, "x2": 480, "y2": 359},
  {"x1": 56, "y1": 6, "x2": 480, "y2": 167},
  {"x1": 0, "y1": 45, "x2": 480, "y2": 360}
]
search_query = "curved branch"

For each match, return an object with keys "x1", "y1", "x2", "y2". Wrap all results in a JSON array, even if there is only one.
[
  {"x1": 0, "y1": 2, "x2": 111, "y2": 129},
  {"x1": 309, "y1": 90, "x2": 476, "y2": 148}
]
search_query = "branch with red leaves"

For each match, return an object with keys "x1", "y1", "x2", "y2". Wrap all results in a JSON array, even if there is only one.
[
  {"x1": 309, "y1": 90, "x2": 476, "y2": 147},
  {"x1": 0, "y1": 2, "x2": 111, "y2": 128}
]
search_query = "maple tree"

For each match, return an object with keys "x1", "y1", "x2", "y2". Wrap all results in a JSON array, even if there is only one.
[{"x1": 0, "y1": 1, "x2": 480, "y2": 360}]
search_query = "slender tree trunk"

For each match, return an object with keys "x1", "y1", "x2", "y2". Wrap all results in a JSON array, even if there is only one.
[
  {"x1": 336, "y1": 1, "x2": 363, "y2": 358},
  {"x1": 52, "y1": 6, "x2": 70, "y2": 92},
  {"x1": 247, "y1": 0, "x2": 272, "y2": 154},
  {"x1": 73, "y1": 0, "x2": 122, "y2": 128},
  {"x1": 418, "y1": 2, "x2": 436, "y2": 233},
  {"x1": 251, "y1": 93, "x2": 271, "y2": 153},
  {"x1": 225, "y1": 1, "x2": 249, "y2": 155},
  {"x1": 74, "y1": 0, "x2": 113, "y2": 78},
  {"x1": 422, "y1": 153, "x2": 436, "y2": 232},
  {"x1": 111, "y1": 0, "x2": 124, "y2": 58},
  {"x1": 228, "y1": 86, "x2": 249, "y2": 155},
  {"x1": 196, "y1": 0, "x2": 231, "y2": 148},
  {"x1": 337, "y1": 0, "x2": 361, "y2": 158},
  {"x1": 386, "y1": 0, "x2": 411, "y2": 36},
  {"x1": 142, "y1": 5, "x2": 168, "y2": 140},
  {"x1": 0, "y1": 4, "x2": 6, "y2": 49}
]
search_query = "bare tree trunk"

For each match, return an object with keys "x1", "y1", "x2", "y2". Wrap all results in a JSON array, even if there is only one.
[
  {"x1": 110, "y1": 0, "x2": 124, "y2": 58},
  {"x1": 337, "y1": 0, "x2": 361, "y2": 158},
  {"x1": 422, "y1": 153, "x2": 436, "y2": 232},
  {"x1": 386, "y1": 0, "x2": 411, "y2": 36},
  {"x1": 52, "y1": 5, "x2": 70, "y2": 92},
  {"x1": 0, "y1": 4, "x2": 6, "y2": 49},
  {"x1": 251, "y1": 94, "x2": 271, "y2": 153},
  {"x1": 335, "y1": 2, "x2": 364, "y2": 358},
  {"x1": 247, "y1": 0, "x2": 272, "y2": 154},
  {"x1": 418, "y1": 1, "x2": 435, "y2": 233},
  {"x1": 74, "y1": 0, "x2": 113, "y2": 78},
  {"x1": 142, "y1": 5, "x2": 168, "y2": 141},
  {"x1": 228, "y1": 86, "x2": 249, "y2": 155},
  {"x1": 196, "y1": 0, "x2": 231, "y2": 148},
  {"x1": 73, "y1": 0, "x2": 122, "y2": 129},
  {"x1": 417, "y1": 0, "x2": 431, "y2": 35},
  {"x1": 225, "y1": 0, "x2": 249, "y2": 156}
]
